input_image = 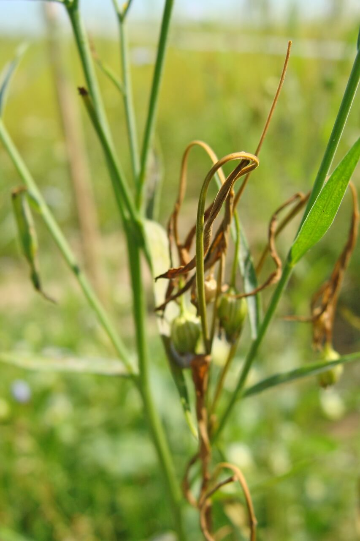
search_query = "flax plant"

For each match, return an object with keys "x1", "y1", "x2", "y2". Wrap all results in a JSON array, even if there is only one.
[{"x1": 0, "y1": 3, "x2": 360, "y2": 540}]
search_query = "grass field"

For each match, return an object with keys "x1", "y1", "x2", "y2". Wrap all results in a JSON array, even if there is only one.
[{"x1": 0, "y1": 14, "x2": 359, "y2": 541}]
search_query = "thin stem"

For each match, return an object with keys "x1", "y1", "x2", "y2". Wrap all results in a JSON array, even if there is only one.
[
  {"x1": 79, "y1": 89, "x2": 140, "y2": 228},
  {"x1": 66, "y1": 4, "x2": 111, "y2": 140},
  {"x1": 126, "y1": 235, "x2": 186, "y2": 541},
  {"x1": 210, "y1": 340, "x2": 239, "y2": 417},
  {"x1": 214, "y1": 261, "x2": 292, "y2": 441},
  {"x1": 118, "y1": 15, "x2": 140, "y2": 183},
  {"x1": 136, "y1": 0, "x2": 174, "y2": 211},
  {"x1": 65, "y1": 6, "x2": 184, "y2": 537},
  {"x1": 0, "y1": 119, "x2": 133, "y2": 373},
  {"x1": 215, "y1": 39, "x2": 360, "y2": 440},
  {"x1": 230, "y1": 211, "x2": 240, "y2": 288}
]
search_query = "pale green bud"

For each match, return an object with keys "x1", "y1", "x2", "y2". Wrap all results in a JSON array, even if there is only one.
[
  {"x1": 317, "y1": 344, "x2": 343, "y2": 389},
  {"x1": 218, "y1": 288, "x2": 248, "y2": 343}
]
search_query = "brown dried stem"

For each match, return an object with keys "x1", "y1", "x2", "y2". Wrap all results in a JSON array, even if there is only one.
[{"x1": 233, "y1": 41, "x2": 292, "y2": 210}]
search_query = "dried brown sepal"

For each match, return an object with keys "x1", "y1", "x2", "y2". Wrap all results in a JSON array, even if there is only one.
[
  {"x1": 157, "y1": 157, "x2": 251, "y2": 281},
  {"x1": 167, "y1": 140, "x2": 226, "y2": 269},
  {"x1": 285, "y1": 182, "x2": 359, "y2": 350},
  {"x1": 234, "y1": 192, "x2": 307, "y2": 299},
  {"x1": 256, "y1": 191, "x2": 310, "y2": 274}
]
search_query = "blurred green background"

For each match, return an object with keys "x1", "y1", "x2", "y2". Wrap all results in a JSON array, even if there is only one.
[{"x1": 0, "y1": 1, "x2": 359, "y2": 540}]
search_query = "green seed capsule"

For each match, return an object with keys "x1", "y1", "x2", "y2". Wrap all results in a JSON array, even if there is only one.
[
  {"x1": 218, "y1": 288, "x2": 248, "y2": 343},
  {"x1": 317, "y1": 345, "x2": 343, "y2": 389},
  {"x1": 170, "y1": 313, "x2": 201, "y2": 356}
]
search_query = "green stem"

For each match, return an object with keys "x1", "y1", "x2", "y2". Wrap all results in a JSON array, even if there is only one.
[
  {"x1": 136, "y1": 0, "x2": 174, "y2": 211},
  {"x1": 118, "y1": 15, "x2": 140, "y2": 183},
  {"x1": 66, "y1": 4, "x2": 111, "y2": 140},
  {"x1": 230, "y1": 211, "x2": 240, "y2": 288},
  {"x1": 65, "y1": 6, "x2": 185, "y2": 536},
  {"x1": 0, "y1": 119, "x2": 133, "y2": 373},
  {"x1": 125, "y1": 235, "x2": 186, "y2": 541},
  {"x1": 215, "y1": 40, "x2": 360, "y2": 440},
  {"x1": 214, "y1": 262, "x2": 292, "y2": 440},
  {"x1": 79, "y1": 90, "x2": 140, "y2": 228}
]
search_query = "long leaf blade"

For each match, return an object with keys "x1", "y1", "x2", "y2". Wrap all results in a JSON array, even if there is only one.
[
  {"x1": 0, "y1": 352, "x2": 131, "y2": 376},
  {"x1": 290, "y1": 138, "x2": 360, "y2": 264},
  {"x1": 242, "y1": 351, "x2": 360, "y2": 399},
  {"x1": 0, "y1": 44, "x2": 27, "y2": 117},
  {"x1": 238, "y1": 222, "x2": 261, "y2": 339}
]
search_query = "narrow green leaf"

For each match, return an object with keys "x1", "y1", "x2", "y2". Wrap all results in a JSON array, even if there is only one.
[
  {"x1": 238, "y1": 222, "x2": 261, "y2": 339},
  {"x1": 145, "y1": 219, "x2": 197, "y2": 438},
  {"x1": 0, "y1": 352, "x2": 131, "y2": 376},
  {"x1": 94, "y1": 55, "x2": 125, "y2": 96},
  {"x1": 242, "y1": 351, "x2": 360, "y2": 399},
  {"x1": 290, "y1": 138, "x2": 360, "y2": 264},
  {"x1": 0, "y1": 44, "x2": 27, "y2": 117}
]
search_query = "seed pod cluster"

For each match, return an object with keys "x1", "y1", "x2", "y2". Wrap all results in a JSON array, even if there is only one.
[
  {"x1": 218, "y1": 288, "x2": 248, "y2": 343},
  {"x1": 317, "y1": 344, "x2": 343, "y2": 388}
]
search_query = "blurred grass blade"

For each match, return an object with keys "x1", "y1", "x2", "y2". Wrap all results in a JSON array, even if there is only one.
[
  {"x1": 0, "y1": 352, "x2": 131, "y2": 376},
  {"x1": 242, "y1": 351, "x2": 360, "y2": 399},
  {"x1": 12, "y1": 187, "x2": 55, "y2": 303},
  {"x1": 238, "y1": 222, "x2": 261, "y2": 339},
  {"x1": 145, "y1": 219, "x2": 197, "y2": 438},
  {"x1": 290, "y1": 138, "x2": 360, "y2": 264},
  {"x1": 0, "y1": 528, "x2": 35, "y2": 541},
  {"x1": 0, "y1": 44, "x2": 27, "y2": 117}
]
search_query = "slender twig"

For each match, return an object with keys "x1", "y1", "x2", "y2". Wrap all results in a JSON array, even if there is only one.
[
  {"x1": 0, "y1": 119, "x2": 133, "y2": 373},
  {"x1": 136, "y1": 0, "x2": 174, "y2": 211},
  {"x1": 233, "y1": 41, "x2": 292, "y2": 209},
  {"x1": 116, "y1": 11, "x2": 140, "y2": 183},
  {"x1": 215, "y1": 45, "x2": 360, "y2": 440},
  {"x1": 126, "y1": 234, "x2": 186, "y2": 541}
]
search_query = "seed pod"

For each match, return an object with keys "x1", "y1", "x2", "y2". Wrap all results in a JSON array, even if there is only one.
[
  {"x1": 170, "y1": 313, "x2": 201, "y2": 356},
  {"x1": 12, "y1": 188, "x2": 55, "y2": 303},
  {"x1": 218, "y1": 288, "x2": 247, "y2": 343},
  {"x1": 317, "y1": 344, "x2": 343, "y2": 389}
]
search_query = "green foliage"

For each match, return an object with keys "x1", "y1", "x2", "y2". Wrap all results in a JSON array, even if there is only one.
[{"x1": 290, "y1": 138, "x2": 360, "y2": 264}]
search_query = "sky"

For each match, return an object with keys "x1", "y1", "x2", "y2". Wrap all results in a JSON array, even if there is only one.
[{"x1": 0, "y1": 0, "x2": 359, "y2": 36}]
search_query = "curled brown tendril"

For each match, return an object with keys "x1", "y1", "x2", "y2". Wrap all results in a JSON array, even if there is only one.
[
  {"x1": 285, "y1": 182, "x2": 359, "y2": 349},
  {"x1": 198, "y1": 462, "x2": 257, "y2": 541},
  {"x1": 233, "y1": 191, "x2": 310, "y2": 299}
]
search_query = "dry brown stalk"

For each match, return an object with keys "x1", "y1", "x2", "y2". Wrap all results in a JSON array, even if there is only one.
[
  {"x1": 199, "y1": 462, "x2": 257, "y2": 541},
  {"x1": 285, "y1": 182, "x2": 359, "y2": 349},
  {"x1": 233, "y1": 41, "x2": 292, "y2": 210}
]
